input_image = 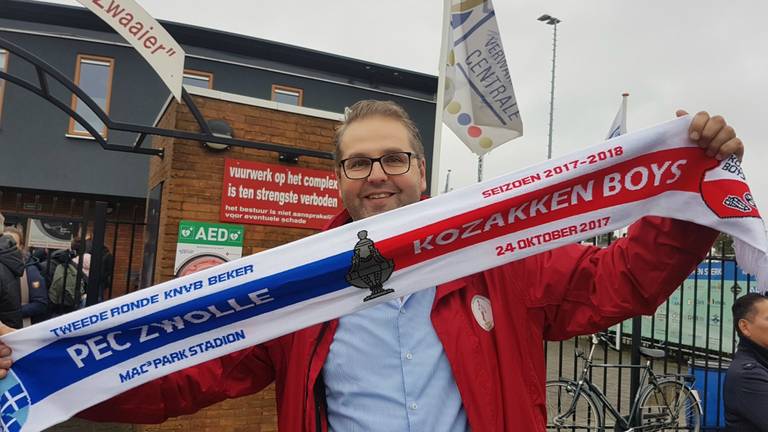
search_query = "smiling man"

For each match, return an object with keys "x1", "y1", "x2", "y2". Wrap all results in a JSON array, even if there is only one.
[
  {"x1": 333, "y1": 102, "x2": 427, "y2": 221},
  {"x1": 0, "y1": 100, "x2": 748, "y2": 431}
]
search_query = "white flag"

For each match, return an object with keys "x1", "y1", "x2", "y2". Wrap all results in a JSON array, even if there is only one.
[
  {"x1": 606, "y1": 93, "x2": 629, "y2": 139},
  {"x1": 442, "y1": 0, "x2": 522, "y2": 156},
  {"x1": 75, "y1": 0, "x2": 185, "y2": 101}
]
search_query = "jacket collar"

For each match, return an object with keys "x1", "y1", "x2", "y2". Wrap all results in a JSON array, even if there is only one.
[
  {"x1": 0, "y1": 235, "x2": 25, "y2": 277},
  {"x1": 322, "y1": 208, "x2": 352, "y2": 230},
  {"x1": 739, "y1": 337, "x2": 768, "y2": 369}
]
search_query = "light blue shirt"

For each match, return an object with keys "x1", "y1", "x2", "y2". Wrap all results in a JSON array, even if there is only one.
[{"x1": 323, "y1": 287, "x2": 469, "y2": 431}]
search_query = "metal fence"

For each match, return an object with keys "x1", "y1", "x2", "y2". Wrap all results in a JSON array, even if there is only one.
[
  {"x1": 0, "y1": 188, "x2": 147, "y2": 304},
  {"x1": 545, "y1": 252, "x2": 752, "y2": 431}
]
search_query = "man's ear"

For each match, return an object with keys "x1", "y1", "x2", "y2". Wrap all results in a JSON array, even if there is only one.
[
  {"x1": 739, "y1": 318, "x2": 752, "y2": 338},
  {"x1": 335, "y1": 167, "x2": 344, "y2": 198},
  {"x1": 418, "y1": 158, "x2": 427, "y2": 194}
]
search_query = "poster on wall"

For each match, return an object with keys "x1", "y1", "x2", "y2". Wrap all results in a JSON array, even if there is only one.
[
  {"x1": 220, "y1": 158, "x2": 343, "y2": 230},
  {"x1": 174, "y1": 220, "x2": 244, "y2": 277},
  {"x1": 25, "y1": 218, "x2": 75, "y2": 249},
  {"x1": 637, "y1": 259, "x2": 756, "y2": 353}
]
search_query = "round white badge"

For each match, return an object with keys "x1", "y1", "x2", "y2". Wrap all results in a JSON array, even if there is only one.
[{"x1": 471, "y1": 295, "x2": 494, "y2": 331}]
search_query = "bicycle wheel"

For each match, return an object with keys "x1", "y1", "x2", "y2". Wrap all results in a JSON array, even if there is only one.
[
  {"x1": 546, "y1": 380, "x2": 604, "y2": 431},
  {"x1": 636, "y1": 380, "x2": 701, "y2": 431}
]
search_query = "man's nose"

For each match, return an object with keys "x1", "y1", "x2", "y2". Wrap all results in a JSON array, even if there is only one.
[{"x1": 367, "y1": 161, "x2": 388, "y2": 182}]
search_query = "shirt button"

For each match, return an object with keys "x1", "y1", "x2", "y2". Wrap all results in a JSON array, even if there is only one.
[
  {"x1": 400, "y1": 308, "x2": 406, "y2": 314},
  {"x1": 405, "y1": 352, "x2": 413, "y2": 360},
  {"x1": 410, "y1": 402, "x2": 418, "y2": 410}
]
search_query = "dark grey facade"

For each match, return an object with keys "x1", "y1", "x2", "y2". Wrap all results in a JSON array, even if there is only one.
[{"x1": 0, "y1": 0, "x2": 437, "y2": 199}]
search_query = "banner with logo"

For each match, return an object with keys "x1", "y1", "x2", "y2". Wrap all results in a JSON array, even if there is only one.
[
  {"x1": 442, "y1": 0, "x2": 523, "y2": 155},
  {"x1": 174, "y1": 221, "x2": 244, "y2": 277},
  {"x1": 1, "y1": 116, "x2": 766, "y2": 431},
  {"x1": 25, "y1": 219, "x2": 74, "y2": 250}
]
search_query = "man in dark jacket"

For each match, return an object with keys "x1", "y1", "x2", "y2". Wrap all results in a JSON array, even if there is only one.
[
  {"x1": 725, "y1": 293, "x2": 768, "y2": 431},
  {"x1": 3, "y1": 226, "x2": 49, "y2": 326},
  {"x1": 0, "y1": 230, "x2": 24, "y2": 329}
]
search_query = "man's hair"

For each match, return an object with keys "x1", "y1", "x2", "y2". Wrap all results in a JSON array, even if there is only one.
[
  {"x1": 333, "y1": 100, "x2": 425, "y2": 162},
  {"x1": 3, "y1": 226, "x2": 23, "y2": 247},
  {"x1": 733, "y1": 292, "x2": 768, "y2": 338}
]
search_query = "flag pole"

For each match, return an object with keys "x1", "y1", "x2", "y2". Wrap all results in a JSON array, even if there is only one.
[
  {"x1": 621, "y1": 92, "x2": 629, "y2": 128},
  {"x1": 612, "y1": 91, "x2": 629, "y2": 352},
  {"x1": 477, "y1": 155, "x2": 483, "y2": 182},
  {"x1": 430, "y1": 0, "x2": 452, "y2": 197},
  {"x1": 443, "y1": 169, "x2": 452, "y2": 194}
]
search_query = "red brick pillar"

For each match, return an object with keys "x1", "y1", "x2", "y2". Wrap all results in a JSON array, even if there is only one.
[{"x1": 135, "y1": 94, "x2": 339, "y2": 431}]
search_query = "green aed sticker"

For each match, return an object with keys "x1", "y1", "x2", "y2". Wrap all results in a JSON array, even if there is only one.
[{"x1": 178, "y1": 221, "x2": 244, "y2": 247}]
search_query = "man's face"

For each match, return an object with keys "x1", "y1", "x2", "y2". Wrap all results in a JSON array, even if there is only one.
[
  {"x1": 740, "y1": 299, "x2": 768, "y2": 349},
  {"x1": 336, "y1": 115, "x2": 426, "y2": 221}
]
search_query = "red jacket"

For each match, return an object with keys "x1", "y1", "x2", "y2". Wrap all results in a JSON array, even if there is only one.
[{"x1": 81, "y1": 214, "x2": 716, "y2": 431}]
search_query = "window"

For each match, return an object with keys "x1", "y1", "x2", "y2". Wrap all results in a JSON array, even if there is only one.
[
  {"x1": 182, "y1": 70, "x2": 213, "y2": 89},
  {"x1": 0, "y1": 49, "x2": 8, "y2": 123},
  {"x1": 271, "y1": 85, "x2": 303, "y2": 106},
  {"x1": 68, "y1": 54, "x2": 114, "y2": 138}
]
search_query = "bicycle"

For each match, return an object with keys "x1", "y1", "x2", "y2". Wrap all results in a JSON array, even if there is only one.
[{"x1": 546, "y1": 334, "x2": 702, "y2": 431}]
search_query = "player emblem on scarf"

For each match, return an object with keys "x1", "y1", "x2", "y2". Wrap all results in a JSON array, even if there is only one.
[{"x1": 346, "y1": 230, "x2": 395, "y2": 302}]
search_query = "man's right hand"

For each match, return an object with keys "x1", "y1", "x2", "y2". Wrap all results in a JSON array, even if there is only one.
[{"x1": 0, "y1": 323, "x2": 15, "y2": 378}]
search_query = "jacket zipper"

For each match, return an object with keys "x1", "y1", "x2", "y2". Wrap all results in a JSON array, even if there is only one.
[{"x1": 304, "y1": 322, "x2": 330, "y2": 432}]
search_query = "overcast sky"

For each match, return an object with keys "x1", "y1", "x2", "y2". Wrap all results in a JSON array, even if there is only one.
[{"x1": 42, "y1": 0, "x2": 768, "y2": 211}]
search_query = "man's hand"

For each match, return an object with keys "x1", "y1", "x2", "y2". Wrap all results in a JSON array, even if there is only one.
[
  {"x1": 0, "y1": 323, "x2": 15, "y2": 379},
  {"x1": 677, "y1": 110, "x2": 744, "y2": 161}
]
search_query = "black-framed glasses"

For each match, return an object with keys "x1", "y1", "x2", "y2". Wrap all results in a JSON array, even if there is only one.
[{"x1": 339, "y1": 152, "x2": 414, "y2": 180}]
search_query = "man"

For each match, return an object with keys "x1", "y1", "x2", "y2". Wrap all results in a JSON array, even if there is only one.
[
  {"x1": 724, "y1": 293, "x2": 768, "y2": 431},
  {"x1": 0, "y1": 101, "x2": 747, "y2": 430},
  {"x1": 0, "y1": 214, "x2": 23, "y2": 330}
]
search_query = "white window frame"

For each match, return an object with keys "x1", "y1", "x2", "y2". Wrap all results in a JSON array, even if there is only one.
[{"x1": 271, "y1": 84, "x2": 303, "y2": 106}]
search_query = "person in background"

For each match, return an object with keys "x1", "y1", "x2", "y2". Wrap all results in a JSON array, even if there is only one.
[
  {"x1": 29, "y1": 247, "x2": 53, "y2": 289},
  {"x1": 0, "y1": 214, "x2": 23, "y2": 329},
  {"x1": 86, "y1": 239, "x2": 114, "y2": 301},
  {"x1": 724, "y1": 293, "x2": 768, "y2": 431},
  {"x1": 3, "y1": 226, "x2": 49, "y2": 326},
  {"x1": 71, "y1": 251, "x2": 91, "y2": 308}
]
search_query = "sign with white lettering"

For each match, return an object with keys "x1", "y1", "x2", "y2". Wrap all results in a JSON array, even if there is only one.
[
  {"x1": 174, "y1": 221, "x2": 244, "y2": 277},
  {"x1": 221, "y1": 159, "x2": 342, "y2": 230},
  {"x1": 75, "y1": 0, "x2": 185, "y2": 100}
]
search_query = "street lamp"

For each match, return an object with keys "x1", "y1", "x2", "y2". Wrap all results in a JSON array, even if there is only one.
[{"x1": 538, "y1": 14, "x2": 561, "y2": 159}]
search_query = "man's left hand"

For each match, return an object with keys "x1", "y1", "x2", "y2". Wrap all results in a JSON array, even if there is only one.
[
  {"x1": 677, "y1": 110, "x2": 744, "y2": 161},
  {"x1": 0, "y1": 323, "x2": 14, "y2": 379}
]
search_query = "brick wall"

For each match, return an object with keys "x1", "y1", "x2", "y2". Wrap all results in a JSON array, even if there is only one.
[{"x1": 133, "y1": 95, "x2": 339, "y2": 431}]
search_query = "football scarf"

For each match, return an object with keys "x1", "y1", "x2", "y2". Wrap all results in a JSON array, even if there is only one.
[{"x1": 1, "y1": 116, "x2": 765, "y2": 431}]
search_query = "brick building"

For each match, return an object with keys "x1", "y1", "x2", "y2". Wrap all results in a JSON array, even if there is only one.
[
  {"x1": 0, "y1": 1, "x2": 436, "y2": 430},
  {"x1": 0, "y1": 0, "x2": 435, "y2": 295}
]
